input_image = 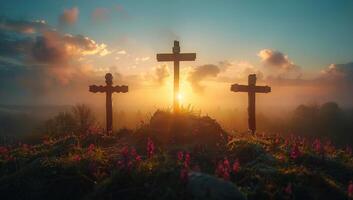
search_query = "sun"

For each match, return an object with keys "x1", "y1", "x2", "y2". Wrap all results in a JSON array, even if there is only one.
[{"x1": 177, "y1": 93, "x2": 184, "y2": 102}]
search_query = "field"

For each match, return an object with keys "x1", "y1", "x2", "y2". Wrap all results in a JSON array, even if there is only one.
[{"x1": 0, "y1": 110, "x2": 352, "y2": 200}]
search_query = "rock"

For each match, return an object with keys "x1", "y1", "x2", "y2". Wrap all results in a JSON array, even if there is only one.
[{"x1": 187, "y1": 172, "x2": 247, "y2": 200}]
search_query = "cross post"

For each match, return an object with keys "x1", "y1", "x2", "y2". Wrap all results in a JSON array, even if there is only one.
[
  {"x1": 230, "y1": 74, "x2": 271, "y2": 134},
  {"x1": 89, "y1": 73, "x2": 128, "y2": 133},
  {"x1": 157, "y1": 41, "x2": 196, "y2": 113}
]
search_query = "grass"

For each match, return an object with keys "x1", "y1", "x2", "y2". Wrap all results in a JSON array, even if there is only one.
[{"x1": 0, "y1": 110, "x2": 352, "y2": 200}]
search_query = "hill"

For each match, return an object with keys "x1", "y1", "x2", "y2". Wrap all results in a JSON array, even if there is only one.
[{"x1": 0, "y1": 110, "x2": 352, "y2": 200}]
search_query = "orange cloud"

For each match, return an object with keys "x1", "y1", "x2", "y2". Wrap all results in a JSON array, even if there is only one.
[
  {"x1": 59, "y1": 7, "x2": 79, "y2": 25},
  {"x1": 258, "y1": 49, "x2": 301, "y2": 79}
]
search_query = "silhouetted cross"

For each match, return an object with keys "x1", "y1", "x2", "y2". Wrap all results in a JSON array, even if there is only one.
[
  {"x1": 157, "y1": 41, "x2": 196, "y2": 112},
  {"x1": 89, "y1": 73, "x2": 128, "y2": 133},
  {"x1": 231, "y1": 74, "x2": 271, "y2": 134}
]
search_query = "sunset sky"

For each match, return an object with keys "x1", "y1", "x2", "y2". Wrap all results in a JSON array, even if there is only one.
[{"x1": 1, "y1": 0, "x2": 353, "y2": 112}]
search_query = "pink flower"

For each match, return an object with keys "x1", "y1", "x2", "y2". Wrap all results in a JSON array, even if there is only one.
[
  {"x1": 147, "y1": 138, "x2": 155, "y2": 158},
  {"x1": 223, "y1": 158, "x2": 231, "y2": 173},
  {"x1": 117, "y1": 146, "x2": 141, "y2": 170},
  {"x1": 223, "y1": 170, "x2": 230, "y2": 181},
  {"x1": 215, "y1": 161, "x2": 225, "y2": 178},
  {"x1": 180, "y1": 168, "x2": 189, "y2": 183},
  {"x1": 87, "y1": 144, "x2": 95, "y2": 155},
  {"x1": 284, "y1": 182, "x2": 292, "y2": 195},
  {"x1": 290, "y1": 143, "x2": 301, "y2": 160},
  {"x1": 177, "y1": 151, "x2": 184, "y2": 162},
  {"x1": 232, "y1": 159, "x2": 240, "y2": 174},
  {"x1": 313, "y1": 138, "x2": 322, "y2": 154},
  {"x1": 348, "y1": 180, "x2": 353, "y2": 198},
  {"x1": 215, "y1": 158, "x2": 234, "y2": 180},
  {"x1": 72, "y1": 155, "x2": 81, "y2": 162},
  {"x1": 135, "y1": 155, "x2": 142, "y2": 163},
  {"x1": 274, "y1": 134, "x2": 281, "y2": 145},
  {"x1": 130, "y1": 148, "x2": 137, "y2": 157},
  {"x1": 184, "y1": 152, "x2": 191, "y2": 169}
]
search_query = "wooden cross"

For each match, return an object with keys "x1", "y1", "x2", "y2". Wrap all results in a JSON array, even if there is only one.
[
  {"x1": 231, "y1": 74, "x2": 271, "y2": 134},
  {"x1": 89, "y1": 73, "x2": 128, "y2": 133},
  {"x1": 157, "y1": 40, "x2": 196, "y2": 112}
]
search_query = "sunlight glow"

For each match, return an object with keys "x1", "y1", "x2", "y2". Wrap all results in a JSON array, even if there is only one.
[{"x1": 177, "y1": 93, "x2": 184, "y2": 102}]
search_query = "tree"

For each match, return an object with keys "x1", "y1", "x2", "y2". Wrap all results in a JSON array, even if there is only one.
[
  {"x1": 71, "y1": 104, "x2": 96, "y2": 134},
  {"x1": 43, "y1": 104, "x2": 96, "y2": 137}
]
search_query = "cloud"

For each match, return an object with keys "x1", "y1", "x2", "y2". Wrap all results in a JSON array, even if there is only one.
[
  {"x1": 217, "y1": 61, "x2": 264, "y2": 83},
  {"x1": 154, "y1": 65, "x2": 170, "y2": 85},
  {"x1": 188, "y1": 64, "x2": 220, "y2": 93},
  {"x1": 30, "y1": 30, "x2": 109, "y2": 65},
  {"x1": 117, "y1": 50, "x2": 127, "y2": 55},
  {"x1": 0, "y1": 17, "x2": 109, "y2": 94},
  {"x1": 258, "y1": 49, "x2": 301, "y2": 79},
  {"x1": 92, "y1": 8, "x2": 110, "y2": 22},
  {"x1": 0, "y1": 17, "x2": 47, "y2": 34},
  {"x1": 59, "y1": 7, "x2": 79, "y2": 26},
  {"x1": 320, "y1": 62, "x2": 353, "y2": 82}
]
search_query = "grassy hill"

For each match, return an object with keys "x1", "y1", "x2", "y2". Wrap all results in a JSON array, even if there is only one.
[{"x1": 0, "y1": 110, "x2": 352, "y2": 200}]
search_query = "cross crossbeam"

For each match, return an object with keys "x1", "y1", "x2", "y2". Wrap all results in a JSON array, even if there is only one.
[
  {"x1": 157, "y1": 40, "x2": 196, "y2": 112},
  {"x1": 230, "y1": 74, "x2": 271, "y2": 134},
  {"x1": 89, "y1": 73, "x2": 128, "y2": 133}
]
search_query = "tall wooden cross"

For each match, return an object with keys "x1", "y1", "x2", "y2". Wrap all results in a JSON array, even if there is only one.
[
  {"x1": 89, "y1": 73, "x2": 128, "y2": 133},
  {"x1": 157, "y1": 40, "x2": 196, "y2": 112},
  {"x1": 230, "y1": 74, "x2": 271, "y2": 134}
]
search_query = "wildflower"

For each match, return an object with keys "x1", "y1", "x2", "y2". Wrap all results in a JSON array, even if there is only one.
[
  {"x1": 184, "y1": 152, "x2": 191, "y2": 169},
  {"x1": 121, "y1": 146, "x2": 129, "y2": 157},
  {"x1": 117, "y1": 146, "x2": 140, "y2": 170},
  {"x1": 177, "y1": 151, "x2": 184, "y2": 162},
  {"x1": 223, "y1": 170, "x2": 230, "y2": 181},
  {"x1": 290, "y1": 143, "x2": 301, "y2": 160},
  {"x1": 284, "y1": 182, "x2": 292, "y2": 195},
  {"x1": 274, "y1": 134, "x2": 281, "y2": 145},
  {"x1": 135, "y1": 155, "x2": 142, "y2": 163},
  {"x1": 313, "y1": 138, "x2": 322, "y2": 154},
  {"x1": 72, "y1": 155, "x2": 81, "y2": 162},
  {"x1": 348, "y1": 180, "x2": 353, "y2": 198},
  {"x1": 87, "y1": 144, "x2": 95, "y2": 155},
  {"x1": 130, "y1": 148, "x2": 137, "y2": 157},
  {"x1": 215, "y1": 161, "x2": 225, "y2": 178},
  {"x1": 223, "y1": 158, "x2": 231, "y2": 173},
  {"x1": 232, "y1": 159, "x2": 240, "y2": 174},
  {"x1": 147, "y1": 137, "x2": 155, "y2": 158},
  {"x1": 180, "y1": 168, "x2": 189, "y2": 183}
]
